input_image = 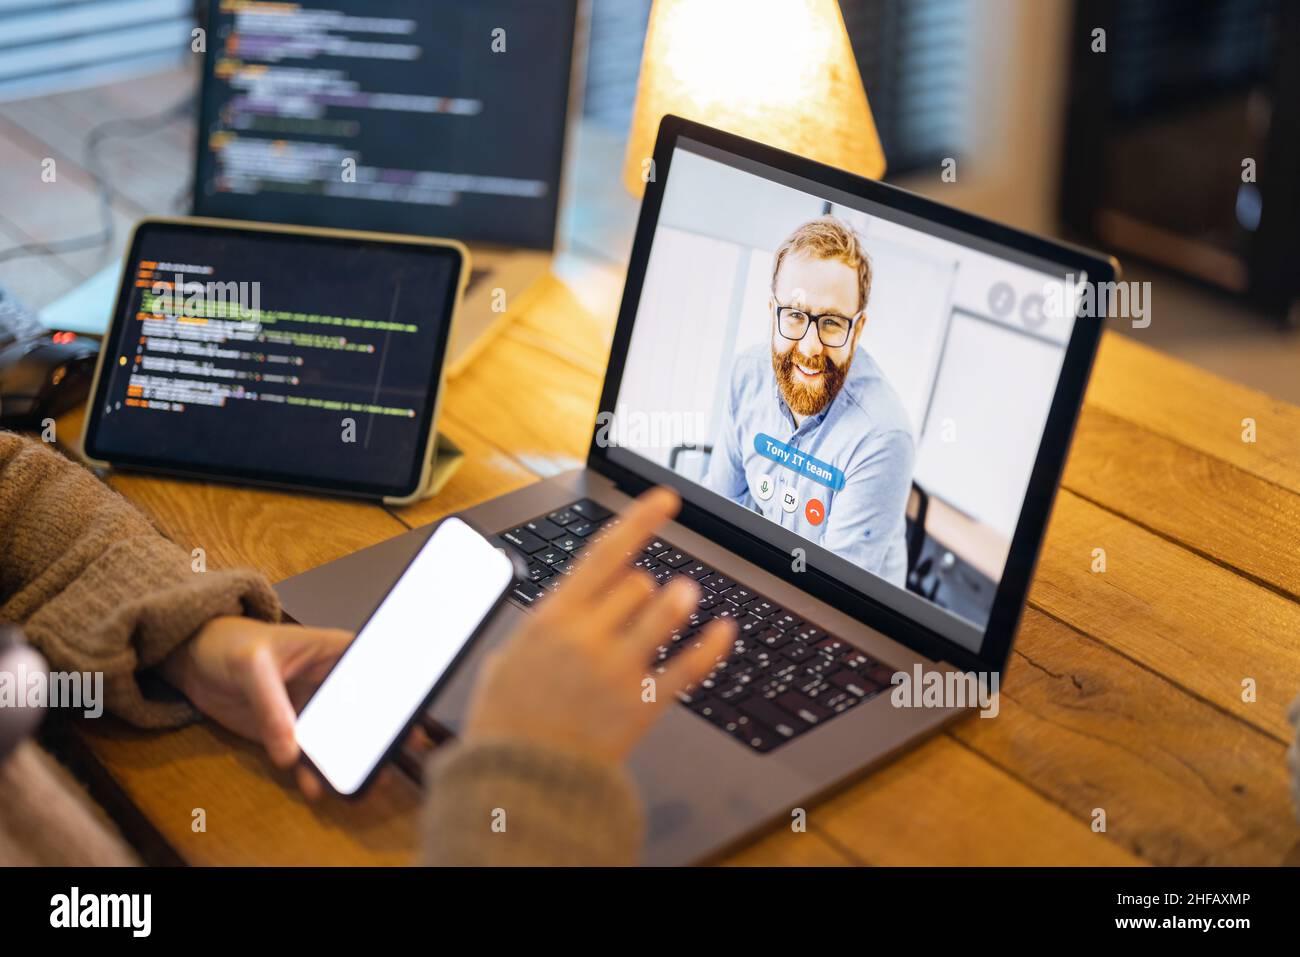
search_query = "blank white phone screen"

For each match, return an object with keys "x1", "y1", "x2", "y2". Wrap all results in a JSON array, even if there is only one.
[{"x1": 295, "y1": 517, "x2": 514, "y2": 795}]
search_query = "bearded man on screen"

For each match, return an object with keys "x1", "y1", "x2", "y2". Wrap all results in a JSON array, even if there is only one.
[{"x1": 706, "y1": 216, "x2": 914, "y2": 587}]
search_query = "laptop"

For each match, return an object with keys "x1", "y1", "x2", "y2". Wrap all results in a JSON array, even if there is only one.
[
  {"x1": 277, "y1": 116, "x2": 1116, "y2": 865},
  {"x1": 190, "y1": 0, "x2": 581, "y2": 376}
]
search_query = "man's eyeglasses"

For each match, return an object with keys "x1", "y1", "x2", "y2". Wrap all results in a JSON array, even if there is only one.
[{"x1": 774, "y1": 304, "x2": 857, "y2": 348}]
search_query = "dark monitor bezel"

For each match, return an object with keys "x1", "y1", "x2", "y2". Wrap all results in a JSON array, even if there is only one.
[{"x1": 588, "y1": 114, "x2": 1116, "y2": 676}]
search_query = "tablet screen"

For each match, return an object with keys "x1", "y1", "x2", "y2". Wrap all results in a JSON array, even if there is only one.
[{"x1": 85, "y1": 220, "x2": 461, "y2": 499}]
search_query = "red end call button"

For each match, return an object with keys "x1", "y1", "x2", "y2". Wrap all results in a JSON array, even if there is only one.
[{"x1": 805, "y1": 498, "x2": 825, "y2": 526}]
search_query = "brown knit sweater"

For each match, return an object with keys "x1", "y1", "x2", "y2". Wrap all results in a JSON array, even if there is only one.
[
  {"x1": 0, "y1": 431, "x2": 642, "y2": 865},
  {"x1": 0, "y1": 430, "x2": 279, "y2": 864}
]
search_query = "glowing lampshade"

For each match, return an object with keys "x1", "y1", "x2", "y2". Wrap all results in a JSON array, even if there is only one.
[{"x1": 622, "y1": 0, "x2": 886, "y2": 195}]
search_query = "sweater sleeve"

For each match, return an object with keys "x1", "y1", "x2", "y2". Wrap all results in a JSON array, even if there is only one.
[
  {"x1": 0, "y1": 742, "x2": 138, "y2": 866},
  {"x1": 0, "y1": 432, "x2": 280, "y2": 728},
  {"x1": 421, "y1": 737, "x2": 644, "y2": 866}
]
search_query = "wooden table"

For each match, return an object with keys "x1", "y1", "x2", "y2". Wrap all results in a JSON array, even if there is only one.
[{"x1": 4, "y1": 69, "x2": 1299, "y2": 867}]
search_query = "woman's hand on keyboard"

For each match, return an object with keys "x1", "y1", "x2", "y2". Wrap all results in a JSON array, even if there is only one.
[{"x1": 462, "y1": 486, "x2": 736, "y2": 764}]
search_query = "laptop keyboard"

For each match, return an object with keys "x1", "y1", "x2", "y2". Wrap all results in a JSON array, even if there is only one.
[{"x1": 493, "y1": 498, "x2": 895, "y2": 753}]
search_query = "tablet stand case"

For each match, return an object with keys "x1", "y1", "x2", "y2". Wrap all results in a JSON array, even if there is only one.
[{"x1": 414, "y1": 432, "x2": 464, "y2": 501}]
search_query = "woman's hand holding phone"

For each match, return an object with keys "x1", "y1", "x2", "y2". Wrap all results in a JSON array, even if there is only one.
[
  {"x1": 462, "y1": 487, "x2": 737, "y2": 763},
  {"x1": 161, "y1": 617, "x2": 354, "y2": 798},
  {"x1": 220, "y1": 485, "x2": 733, "y2": 798}
]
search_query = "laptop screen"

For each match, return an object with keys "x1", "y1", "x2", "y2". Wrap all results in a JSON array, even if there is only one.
[
  {"x1": 604, "y1": 137, "x2": 1089, "y2": 655},
  {"x1": 192, "y1": 0, "x2": 576, "y2": 249}
]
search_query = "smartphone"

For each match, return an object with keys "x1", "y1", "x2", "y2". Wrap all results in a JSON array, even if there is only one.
[{"x1": 295, "y1": 516, "x2": 516, "y2": 796}]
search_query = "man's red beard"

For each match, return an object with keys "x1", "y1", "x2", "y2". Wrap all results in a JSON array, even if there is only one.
[{"x1": 772, "y1": 348, "x2": 849, "y2": 417}]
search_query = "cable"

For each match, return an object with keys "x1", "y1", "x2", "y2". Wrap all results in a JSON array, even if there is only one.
[{"x1": 0, "y1": 93, "x2": 195, "y2": 266}]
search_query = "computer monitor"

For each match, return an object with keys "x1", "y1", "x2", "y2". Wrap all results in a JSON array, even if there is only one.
[{"x1": 192, "y1": 0, "x2": 577, "y2": 250}]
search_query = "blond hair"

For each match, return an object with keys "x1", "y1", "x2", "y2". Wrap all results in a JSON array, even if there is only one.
[{"x1": 770, "y1": 216, "x2": 872, "y2": 314}]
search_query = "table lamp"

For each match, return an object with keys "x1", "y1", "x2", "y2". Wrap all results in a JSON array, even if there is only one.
[{"x1": 622, "y1": 0, "x2": 886, "y2": 195}]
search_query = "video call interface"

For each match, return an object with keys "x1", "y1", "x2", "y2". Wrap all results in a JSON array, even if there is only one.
[
  {"x1": 611, "y1": 140, "x2": 1082, "y2": 650},
  {"x1": 90, "y1": 227, "x2": 456, "y2": 495},
  {"x1": 194, "y1": 0, "x2": 573, "y2": 248}
]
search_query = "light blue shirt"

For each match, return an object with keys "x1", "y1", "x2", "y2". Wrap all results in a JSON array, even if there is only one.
[{"x1": 706, "y1": 343, "x2": 915, "y2": 587}]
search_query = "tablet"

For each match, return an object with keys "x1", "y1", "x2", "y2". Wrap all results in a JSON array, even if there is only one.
[{"x1": 82, "y1": 218, "x2": 468, "y2": 504}]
